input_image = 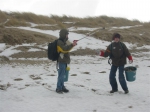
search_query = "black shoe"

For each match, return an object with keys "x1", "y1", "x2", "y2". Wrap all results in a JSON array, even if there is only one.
[
  {"x1": 62, "y1": 88, "x2": 69, "y2": 93},
  {"x1": 124, "y1": 90, "x2": 129, "y2": 94},
  {"x1": 110, "y1": 90, "x2": 118, "y2": 93},
  {"x1": 56, "y1": 89, "x2": 63, "y2": 94}
]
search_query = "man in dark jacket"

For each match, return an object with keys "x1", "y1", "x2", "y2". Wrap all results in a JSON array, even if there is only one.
[
  {"x1": 56, "y1": 29, "x2": 77, "y2": 94},
  {"x1": 98, "y1": 33, "x2": 133, "y2": 94}
]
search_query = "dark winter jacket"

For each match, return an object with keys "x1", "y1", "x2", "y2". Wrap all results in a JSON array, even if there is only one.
[
  {"x1": 57, "y1": 29, "x2": 73, "y2": 64},
  {"x1": 104, "y1": 42, "x2": 131, "y2": 66}
]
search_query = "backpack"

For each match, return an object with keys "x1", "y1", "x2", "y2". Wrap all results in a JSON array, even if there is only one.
[
  {"x1": 47, "y1": 39, "x2": 59, "y2": 61},
  {"x1": 108, "y1": 42, "x2": 124, "y2": 65}
]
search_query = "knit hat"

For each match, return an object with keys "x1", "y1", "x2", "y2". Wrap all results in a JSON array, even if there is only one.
[{"x1": 112, "y1": 33, "x2": 121, "y2": 40}]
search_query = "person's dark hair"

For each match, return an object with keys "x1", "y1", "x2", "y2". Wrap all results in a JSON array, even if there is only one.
[{"x1": 112, "y1": 33, "x2": 121, "y2": 40}]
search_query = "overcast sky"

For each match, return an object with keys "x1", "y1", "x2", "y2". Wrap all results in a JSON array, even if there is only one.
[{"x1": 0, "y1": 0, "x2": 150, "y2": 22}]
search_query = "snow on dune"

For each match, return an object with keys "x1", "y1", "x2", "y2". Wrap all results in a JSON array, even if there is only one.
[{"x1": 6, "y1": 26, "x2": 136, "y2": 51}]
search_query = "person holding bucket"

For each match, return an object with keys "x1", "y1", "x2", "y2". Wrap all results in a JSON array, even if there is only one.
[
  {"x1": 56, "y1": 29, "x2": 77, "y2": 94},
  {"x1": 97, "y1": 33, "x2": 133, "y2": 94}
]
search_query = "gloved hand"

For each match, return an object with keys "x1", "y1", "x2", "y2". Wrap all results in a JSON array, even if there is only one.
[
  {"x1": 73, "y1": 40, "x2": 78, "y2": 46},
  {"x1": 128, "y1": 56, "x2": 133, "y2": 64},
  {"x1": 100, "y1": 51, "x2": 104, "y2": 56}
]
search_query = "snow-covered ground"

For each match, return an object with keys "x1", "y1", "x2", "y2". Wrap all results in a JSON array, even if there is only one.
[{"x1": 0, "y1": 26, "x2": 150, "y2": 112}]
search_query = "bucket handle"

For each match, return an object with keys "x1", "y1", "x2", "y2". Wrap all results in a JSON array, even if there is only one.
[{"x1": 126, "y1": 63, "x2": 138, "y2": 69}]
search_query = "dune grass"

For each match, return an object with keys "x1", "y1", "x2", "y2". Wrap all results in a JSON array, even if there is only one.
[
  {"x1": 0, "y1": 10, "x2": 150, "y2": 45},
  {"x1": 0, "y1": 10, "x2": 145, "y2": 28},
  {"x1": 0, "y1": 11, "x2": 8, "y2": 23}
]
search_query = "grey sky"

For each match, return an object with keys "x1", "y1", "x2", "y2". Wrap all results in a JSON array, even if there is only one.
[{"x1": 0, "y1": 0, "x2": 150, "y2": 22}]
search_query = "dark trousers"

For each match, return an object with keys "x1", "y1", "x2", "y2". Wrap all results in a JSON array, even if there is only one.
[{"x1": 109, "y1": 65, "x2": 128, "y2": 91}]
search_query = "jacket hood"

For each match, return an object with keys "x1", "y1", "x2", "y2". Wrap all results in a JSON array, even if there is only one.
[{"x1": 59, "y1": 29, "x2": 69, "y2": 40}]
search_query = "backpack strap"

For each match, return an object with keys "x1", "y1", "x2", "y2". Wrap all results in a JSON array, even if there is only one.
[
  {"x1": 119, "y1": 42, "x2": 125, "y2": 58},
  {"x1": 56, "y1": 61, "x2": 59, "y2": 71},
  {"x1": 108, "y1": 42, "x2": 113, "y2": 65},
  {"x1": 56, "y1": 39, "x2": 60, "y2": 71},
  {"x1": 108, "y1": 58, "x2": 112, "y2": 66}
]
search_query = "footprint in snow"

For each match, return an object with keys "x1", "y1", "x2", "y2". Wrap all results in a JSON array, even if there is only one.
[
  {"x1": 0, "y1": 84, "x2": 8, "y2": 90},
  {"x1": 30, "y1": 75, "x2": 42, "y2": 80},
  {"x1": 71, "y1": 74, "x2": 77, "y2": 76},
  {"x1": 47, "y1": 74, "x2": 56, "y2": 76},
  {"x1": 14, "y1": 78, "x2": 23, "y2": 81},
  {"x1": 42, "y1": 83, "x2": 53, "y2": 91},
  {"x1": 99, "y1": 71, "x2": 106, "y2": 73},
  {"x1": 73, "y1": 84, "x2": 85, "y2": 87},
  {"x1": 91, "y1": 89, "x2": 113, "y2": 96},
  {"x1": 82, "y1": 72, "x2": 90, "y2": 74},
  {"x1": 128, "y1": 106, "x2": 133, "y2": 108}
]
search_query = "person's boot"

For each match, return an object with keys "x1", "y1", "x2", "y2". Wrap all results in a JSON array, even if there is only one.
[
  {"x1": 56, "y1": 89, "x2": 63, "y2": 94},
  {"x1": 124, "y1": 90, "x2": 129, "y2": 94},
  {"x1": 62, "y1": 87, "x2": 69, "y2": 93},
  {"x1": 110, "y1": 90, "x2": 118, "y2": 93}
]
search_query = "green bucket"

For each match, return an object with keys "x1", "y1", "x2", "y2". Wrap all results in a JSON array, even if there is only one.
[
  {"x1": 64, "y1": 70, "x2": 69, "y2": 82},
  {"x1": 124, "y1": 66, "x2": 137, "y2": 82}
]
